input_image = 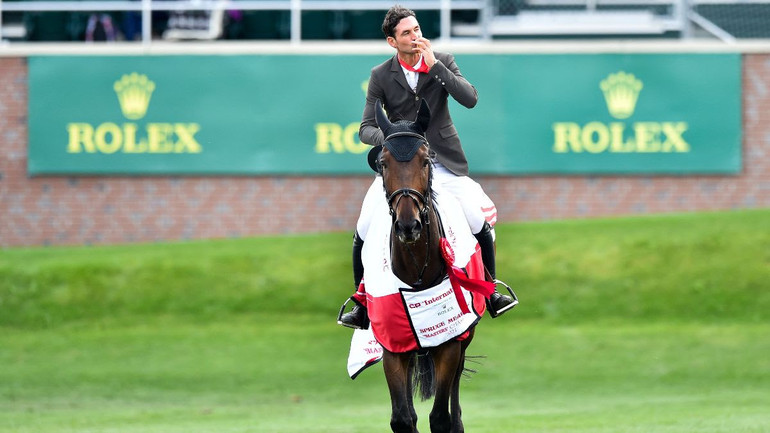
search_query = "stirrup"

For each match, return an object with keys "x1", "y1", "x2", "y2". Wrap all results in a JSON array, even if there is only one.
[
  {"x1": 488, "y1": 279, "x2": 519, "y2": 318},
  {"x1": 336, "y1": 297, "x2": 368, "y2": 330}
]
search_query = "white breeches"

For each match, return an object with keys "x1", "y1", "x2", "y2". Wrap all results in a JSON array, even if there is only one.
[{"x1": 356, "y1": 162, "x2": 497, "y2": 241}]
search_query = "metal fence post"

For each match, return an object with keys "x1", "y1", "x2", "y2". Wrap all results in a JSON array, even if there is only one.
[{"x1": 142, "y1": 0, "x2": 152, "y2": 45}]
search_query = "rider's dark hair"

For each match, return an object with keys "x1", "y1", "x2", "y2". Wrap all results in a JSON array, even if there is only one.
[{"x1": 382, "y1": 5, "x2": 417, "y2": 38}]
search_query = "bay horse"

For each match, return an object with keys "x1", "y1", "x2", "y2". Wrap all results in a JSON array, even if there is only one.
[{"x1": 372, "y1": 99, "x2": 481, "y2": 433}]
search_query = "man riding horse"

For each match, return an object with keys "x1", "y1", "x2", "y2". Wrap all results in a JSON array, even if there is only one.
[{"x1": 338, "y1": 5, "x2": 516, "y2": 329}]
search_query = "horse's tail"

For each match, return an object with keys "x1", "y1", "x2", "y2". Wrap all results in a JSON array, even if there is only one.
[{"x1": 412, "y1": 350, "x2": 435, "y2": 401}]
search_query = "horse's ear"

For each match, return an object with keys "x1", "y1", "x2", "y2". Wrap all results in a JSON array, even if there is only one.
[
  {"x1": 415, "y1": 99, "x2": 431, "y2": 133},
  {"x1": 374, "y1": 99, "x2": 392, "y2": 134}
]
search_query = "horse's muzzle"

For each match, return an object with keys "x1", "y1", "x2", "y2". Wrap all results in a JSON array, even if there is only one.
[{"x1": 394, "y1": 218, "x2": 422, "y2": 243}]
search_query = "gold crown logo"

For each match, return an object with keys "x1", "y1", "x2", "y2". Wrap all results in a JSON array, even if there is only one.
[
  {"x1": 114, "y1": 73, "x2": 155, "y2": 120},
  {"x1": 600, "y1": 71, "x2": 643, "y2": 119}
]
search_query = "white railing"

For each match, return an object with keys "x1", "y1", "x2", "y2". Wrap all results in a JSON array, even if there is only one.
[
  {"x1": 0, "y1": 0, "x2": 489, "y2": 44},
  {"x1": 473, "y1": 0, "x2": 770, "y2": 42},
  {"x1": 1, "y1": 0, "x2": 769, "y2": 44}
]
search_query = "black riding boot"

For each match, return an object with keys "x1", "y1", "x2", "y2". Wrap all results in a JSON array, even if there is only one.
[
  {"x1": 339, "y1": 303, "x2": 368, "y2": 329},
  {"x1": 474, "y1": 222, "x2": 516, "y2": 318},
  {"x1": 338, "y1": 232, "x2": 370, "y2": 329}
]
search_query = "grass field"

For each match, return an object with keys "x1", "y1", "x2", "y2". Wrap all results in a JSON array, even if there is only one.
[{"x1": 1, "y1": 209, "x2": 768, "y2": 432}]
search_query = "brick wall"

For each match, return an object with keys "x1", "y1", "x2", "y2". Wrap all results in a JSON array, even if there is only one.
[{"x1": 1, "y1": 54, "x2": 768, "y2": 247}]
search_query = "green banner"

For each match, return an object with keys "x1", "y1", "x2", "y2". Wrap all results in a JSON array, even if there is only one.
[
  {"x1": 28, "y1": 53, "x2": 741, "y2": 175},
  {"x1": 458, "y1": 53, "x2": 742, "y2": 174}
]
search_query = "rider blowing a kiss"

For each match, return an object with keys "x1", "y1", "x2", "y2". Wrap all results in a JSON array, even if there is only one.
[{"x1": 339, "y1": 4, "x2": 516, "y2": 329}]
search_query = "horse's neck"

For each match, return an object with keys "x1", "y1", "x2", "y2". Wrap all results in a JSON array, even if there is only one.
[{"x1": 391, "y1": 204, "x2": 445, "y2": 289}]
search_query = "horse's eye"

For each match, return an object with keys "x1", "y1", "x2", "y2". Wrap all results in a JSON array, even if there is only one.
[{"x1": 423, "y1": 160, "x2": 430, "y2": 168}]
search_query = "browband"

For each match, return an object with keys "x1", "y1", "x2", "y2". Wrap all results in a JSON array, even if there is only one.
[
  {"x1": 382, "y1": 131, "x2": 429, "y2": 163},
  {"x1": 383, "y1": 131, "x2": 427, "y2": 142}
]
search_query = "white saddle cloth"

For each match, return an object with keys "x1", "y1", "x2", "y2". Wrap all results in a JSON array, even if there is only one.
[
  {"x1": 347, "y1": 184, "x2": 483, "y2": 378},
  {"x1": 361, "y1": 183, "x2": 478, "y2": 297}
]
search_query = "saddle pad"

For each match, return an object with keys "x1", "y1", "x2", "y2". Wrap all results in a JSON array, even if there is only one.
[
  {"x1": 365, "y1": 266, "x2": 484, "y2": 354},
  {"x1": 354, "y1": 184, "x2": 486, "y2": 356},
  {"x1": 348, "y1": 279, "x2": 483, "y2": 378},
  {"x1": 347, "y1": 327, "x2": 383, "y2": 379},
  {"x1": 400, "y1": 279, "x2": 480, "y2": 348}
]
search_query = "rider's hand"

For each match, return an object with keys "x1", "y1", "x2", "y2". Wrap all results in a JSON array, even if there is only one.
[{"x1": 411, "y1": 37, "x2": 436, "y2": 69}]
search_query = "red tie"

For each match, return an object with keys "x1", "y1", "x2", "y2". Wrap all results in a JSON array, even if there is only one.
[{"x1": 398, "y1": 56, "x2": 430, "y2": 74}]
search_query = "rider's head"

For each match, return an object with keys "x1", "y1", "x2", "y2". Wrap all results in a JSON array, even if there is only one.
[{"x1": 382, "y1": 5, "x2": 417, "y2": 38}]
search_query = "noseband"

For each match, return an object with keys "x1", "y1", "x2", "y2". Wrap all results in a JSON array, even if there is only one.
[{"x1": 387, "y1": 187, "x2": 430, "y2": 221}]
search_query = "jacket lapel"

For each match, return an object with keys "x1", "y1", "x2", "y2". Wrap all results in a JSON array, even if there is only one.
[
  {"x1": 390, "y1": 55, "x2": 413, "y2": 93},
  {"x1": 415, "y1": 71, "x2": 430, "y2": 94}
]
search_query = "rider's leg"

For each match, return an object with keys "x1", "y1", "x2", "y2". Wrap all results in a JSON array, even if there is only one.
[
  {"x1": 338, "y1": 232, "x2": 369, "y2": 329},
  {"x1": 338, "y1": 176, "x2": 382, "y2": 329},
  {"x1": 473, "y1": 221, "x2": 517, "y2": 317},
  {"x1": 352, "y1": 232, "x2": 365, "y2": 293},
  {"x1": 473, "y1": 221, "x2": 497, "y2": 279},
  {"x1": 432, "y1": 164, "x2": 515, "y2": 317}
]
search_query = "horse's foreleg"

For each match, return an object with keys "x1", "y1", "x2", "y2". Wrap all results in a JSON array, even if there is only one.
[
  {"x1": 383, "y1": 351, "x2": 418, "y2": 433},
  {"x1": 428, "y1": 341, "x2": 461, "y2": 433},
  {"x1": 449, "y1": 357, "x2": 464, "y2": 433},
  {"x1": 444, "y1": 351, "x2": 465, "y2": 433},
  {"x1": 450, "y1": 328, "x2": 474, "y2": 433},
  {"x1": 406, "y1": 358, "x2": 419, "y2": 431}
]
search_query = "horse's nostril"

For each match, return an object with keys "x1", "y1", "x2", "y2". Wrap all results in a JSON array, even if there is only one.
[
  {"x1": 410, "y1": 220, "x2": 422, "y2": 233},
  {"x1": 394, "y1": 220, "x2": 404, "y2": 234},
  {"x1": 396, "y1": 219, "x2": 421, "y2": 237}
]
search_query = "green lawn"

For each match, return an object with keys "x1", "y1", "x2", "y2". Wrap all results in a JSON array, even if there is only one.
[{"x1": 1, "y1": 210, "x2": 768, "y2": 432}]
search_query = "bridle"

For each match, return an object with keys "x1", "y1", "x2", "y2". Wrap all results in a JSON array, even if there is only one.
[
  {"x1": 380, "y1": 132, "x2": 439, "y2": 287},
  {"x1": 387, "y1": 187, "x2": 430, "y2": 221},
  {"x1": 380, "y1": 131, "x2": 434, "y2": 221}
]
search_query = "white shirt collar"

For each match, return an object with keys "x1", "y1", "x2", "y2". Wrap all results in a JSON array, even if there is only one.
[{"x1": 400, "y1": 57, "x2": 424, "y2": 91}]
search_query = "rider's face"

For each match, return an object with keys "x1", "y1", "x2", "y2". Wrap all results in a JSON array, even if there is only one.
[{"x1": 387, "y1": 16, "x2": 422, "y2": 55}]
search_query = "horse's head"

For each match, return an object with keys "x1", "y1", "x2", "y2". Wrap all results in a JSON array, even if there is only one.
[{"x1": 374, "y1": 99, "x2": 433, "y2": 244}]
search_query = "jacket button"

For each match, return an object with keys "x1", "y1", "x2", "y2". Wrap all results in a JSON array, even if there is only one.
[{"x1": 415, "y1": 96, "x2": 419, "y2": 101}]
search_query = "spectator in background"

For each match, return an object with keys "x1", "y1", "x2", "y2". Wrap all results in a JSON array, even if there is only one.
[
  {"x1": 122, "y1": 10, "x2": 142, "y2": 41},
  {"x1": 85, "y1": 13, "x2": 116, "y2": 42}
]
